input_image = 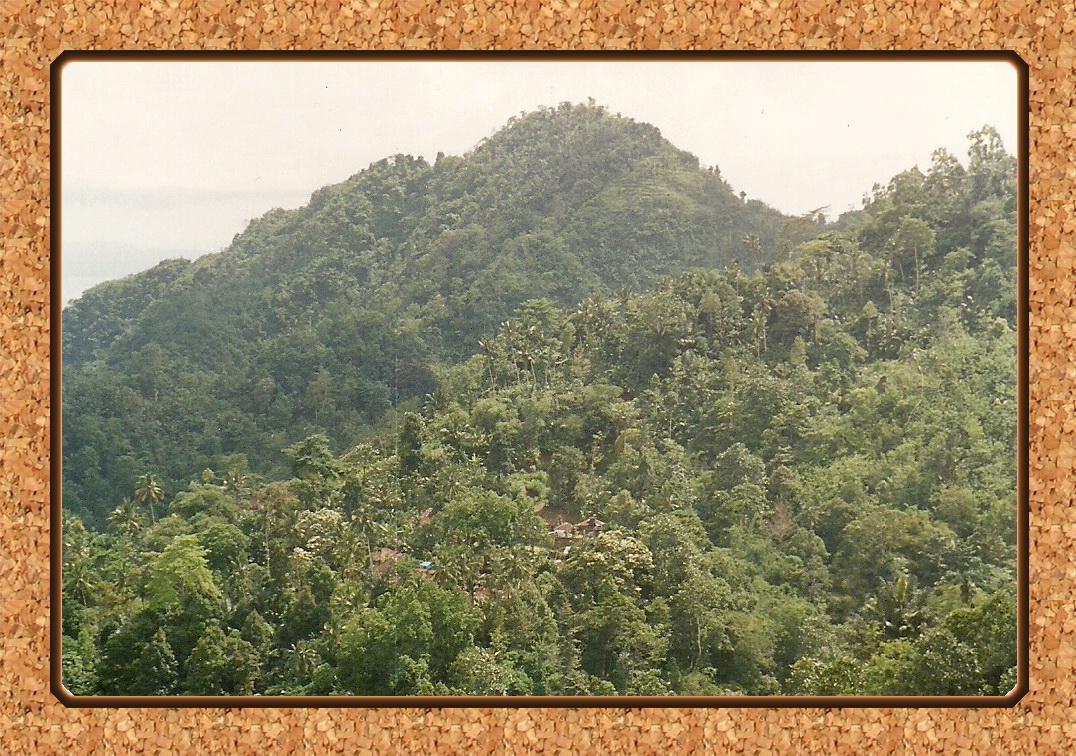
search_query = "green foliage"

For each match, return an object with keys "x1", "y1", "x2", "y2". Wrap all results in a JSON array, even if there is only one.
[
  {"x1": 142, "y1": 535, "x2": 223, "y2": 663},
  {"x1": 336, "y1": 581, "x2": 478, "y2": 695},
  {"x1": 183, "y1": 621, "x2": 261, "y2": 696},
  {"x1": 144, "y1": 536, "x2": 221, "y2": 614},
  {"x1": 98, "y1": 616, "x2": 179, "y2": 696},
  {"x1": 63, "y1": 118, "x2": 1017, "y2": 697},
  {"x1": 62, "y1": 103, "x2": 799, "y2": 528},
  {"x1": 448, "y1": 647, "x2": 528, "y2": 695},
  {"x1": 61, "y1": 629, "x2": 100, "y2": 696}
]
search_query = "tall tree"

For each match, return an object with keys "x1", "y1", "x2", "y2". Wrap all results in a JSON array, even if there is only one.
[{"x1": 134, "y1": 472, "x2": 165, "y2": 524}]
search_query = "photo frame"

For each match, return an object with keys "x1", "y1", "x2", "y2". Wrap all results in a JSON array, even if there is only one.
[
  {"x1": 51, "y1": 49, "x2": 1028, "y2": 711},
  {"x1": 1, "y1": 9, "x2": 1064, "y2": 751}
]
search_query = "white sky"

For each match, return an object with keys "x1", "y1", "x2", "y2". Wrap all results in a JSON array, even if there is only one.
[{"x1": 60, "y1": 59, "x2": 1019, "y2": 305}]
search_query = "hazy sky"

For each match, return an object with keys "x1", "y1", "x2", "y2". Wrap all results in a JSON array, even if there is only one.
[{"x1": 60, "y1": 59, "x2": 1019, "y2": 305}]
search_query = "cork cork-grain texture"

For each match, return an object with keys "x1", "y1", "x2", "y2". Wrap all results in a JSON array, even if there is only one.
[{"x1": 1, "y1": 1, "x2": 1069, "y2": 754}]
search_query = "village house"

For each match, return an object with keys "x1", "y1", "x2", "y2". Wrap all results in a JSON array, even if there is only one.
[
  {"x1": 574, "y1": 516, "x2": 604, "y2": 536},
  {"x1": 548, "y1": 516, "x2": 605, "y2": 544},
  {"x1": 371, "y1": 547, "x2": 404, "y2": 575},
  {"x1": 549, "y1": 521, "x2": 576, "y2": 541}
]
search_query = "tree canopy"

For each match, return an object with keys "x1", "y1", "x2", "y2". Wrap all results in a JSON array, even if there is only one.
[{"x1": 61, "y1": 112, "x2": 1017, "y2": 698}]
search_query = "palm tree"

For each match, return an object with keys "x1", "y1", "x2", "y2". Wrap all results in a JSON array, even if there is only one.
[
  {"x1": 223, "y1": 468, "x2": 251, "y2": 506},
  {"x1": 866, "y1": 573, "x2": 930, "y2": 640},
  {"x1": 488, "y1": 544, "x2": 538, "y2": 598},
  {"x1": 432, "y1": 543, "x2": 481, "y2": 604},
  {"x1": 134, "y1": 473, "x2": 165, "y2": 525},
  {"x1": 63, "y1": 550, "x2": 100, "y2": 606},
  {"x1": 107, "y1": 497, "x2": 146, "y2": 536},
  {"x1": 477, "y1": 338, "x2": 501, "y2": 391},
  {"x1": 742, "y1": 233, "x2": 763, "y2": 261},
  {"x1": 751, "y1": 301, "x2": 771, "y2": 358}
]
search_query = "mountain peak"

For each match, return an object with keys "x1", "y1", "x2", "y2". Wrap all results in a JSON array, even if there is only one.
[
  {"x1": 468, "y1": 100, "x2": 698, "y2": 179},
  {"x1": 62, "y1": 106, "x2": 802, "y2": 521}
]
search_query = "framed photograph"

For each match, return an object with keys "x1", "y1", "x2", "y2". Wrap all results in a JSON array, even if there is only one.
[{"x1": 52, "y1": 51, "x2": 1027, "y2": 707}]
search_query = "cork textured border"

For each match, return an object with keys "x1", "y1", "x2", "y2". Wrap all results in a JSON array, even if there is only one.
[
  {"x1": 2, "y1": 3, "x2": 1072, "y2": 753},
  {"x1": 47, "y1": 48, "x2": 1030, "y2": 712}
]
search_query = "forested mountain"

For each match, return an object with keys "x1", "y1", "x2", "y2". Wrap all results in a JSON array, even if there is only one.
[
  {"x1": 62, "y1": 102, "x2": 814, "y2": 526},
  {"x1": 61, "y1": 105, "x2": 1018, "y2": 698}
]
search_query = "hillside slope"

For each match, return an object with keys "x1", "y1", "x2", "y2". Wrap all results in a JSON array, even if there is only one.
[
  {"x1": 61, "y1": 124, "x2": 1020, "y2": 697},
  {"x1": 62, "y1": 102, "x2": 813, "y2": 524}
]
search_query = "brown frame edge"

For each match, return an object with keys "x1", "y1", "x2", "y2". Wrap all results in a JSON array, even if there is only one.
[{"x1": 48, "y1": 48, "x2": 1031, "y2": 709}]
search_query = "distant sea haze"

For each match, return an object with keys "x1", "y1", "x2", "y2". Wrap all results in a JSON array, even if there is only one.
[
  {"x1": 61, "y1": 185, "x2": 310, "y2": 306},
  {"x1": 61, "y1": 243, "x2": 202, "y2": 307}
]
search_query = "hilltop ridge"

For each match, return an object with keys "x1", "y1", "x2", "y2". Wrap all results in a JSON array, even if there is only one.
[{"x1": 62, "y1": 102, "x2": 811, "y2": 521}]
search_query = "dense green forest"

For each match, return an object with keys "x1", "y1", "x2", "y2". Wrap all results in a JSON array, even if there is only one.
[
  {"x1": 61, "y1": 103, "x2": 1018, "y2": 697},
  {"x1": 62, "y1": 102, "x2": 808, "y2": 526}
]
